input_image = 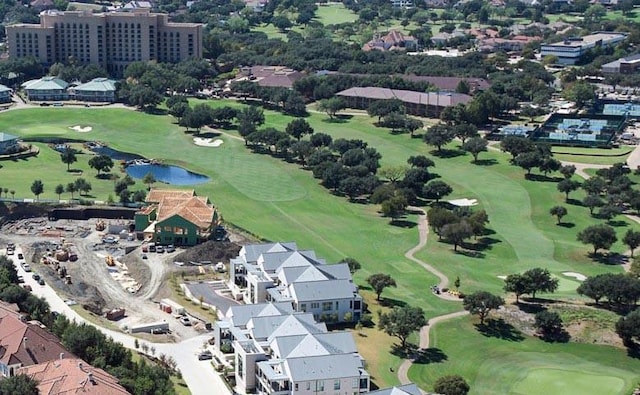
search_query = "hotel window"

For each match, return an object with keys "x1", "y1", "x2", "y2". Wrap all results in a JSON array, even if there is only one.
[
  {"x1": 310, "y1": 302, "x2": 319, "y2": 309},
  {"x1": 306, "y1": 382, "x2": 311, "y2": 390},
  {"x1": 316, "y1": 381, "x2": 324, "y2": 391},
  {"x1": 334, "y1": 380, "x2": 340, "y2": 390},
  {"x1": 322, "y1": 302, "x2": 332, "y2": 311},
  {"x1": 299, "y1": 303, "x2": 306, "y2": 312}
]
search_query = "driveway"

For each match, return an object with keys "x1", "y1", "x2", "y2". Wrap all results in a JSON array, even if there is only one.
[
  {"x1": 8, "y1": 245, "x2": 231, "y2": 395},
  {"x1": 185, "y1": 282, "x2": 239, "y2": 314}
]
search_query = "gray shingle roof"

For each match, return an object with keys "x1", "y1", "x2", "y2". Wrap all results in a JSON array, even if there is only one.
[
  {"x1": 289, "y1": 279, "x2": 357, "y2": 302},
  {"x1": 284, "y1": 354, "x2": 362, "y2": 381},
  {"x1": 369, "y1": 384, "x2": 424, "y2": 395},
  {"x1": 74, "y1": 78, "x2": 116, "y2": 92},
  {"x1": 225, "y1": 302, "x2": 294, "y2": 327},
  {"x1": 337, "y1": 87, "x2": 472, "y2": 107},
  {"x1": 271, "y1": 332, "x2": 357, "y2": 359},
  {"x1": 0, "y1": 84, "x2": 11, "y2": 93},
  {"x1": 22, "y1": 76, "x2": 68, "y2": 90},
  {"x1": 241, "y1": 242, "x2": 298, "y2": 262},
  {"x1": 0, "y1": 133, "x2": 19, "y2": 142}
]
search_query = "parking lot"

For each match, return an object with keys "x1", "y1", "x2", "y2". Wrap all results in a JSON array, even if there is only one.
[{"x1": 184, "y1": 281, "x2": 239, "y2": 314}]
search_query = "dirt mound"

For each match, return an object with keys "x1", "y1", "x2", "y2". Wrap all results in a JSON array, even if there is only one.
[{"x1": 174, "y1": 241, "x2": 241, "y2": 263}]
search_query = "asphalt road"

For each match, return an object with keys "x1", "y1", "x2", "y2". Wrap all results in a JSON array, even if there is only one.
[{"x1": 9, "y1": 245, "x2": 231, "y2": 395}]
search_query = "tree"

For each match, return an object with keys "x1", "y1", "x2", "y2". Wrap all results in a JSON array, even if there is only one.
[
  {"x1": 423, "y1": 123, "x2": 454, "y2": 152},
  {"x1": 367, "y1": 273, "x2": 397, "y2": 301},
  {"x1": 582, "y1": 176, "x2": 606, "y2": 196},
  {"x1": 0, "y1": 374, "x2": 39, "y2": 395},
  {"x1": 598, "y1": 205, "x2": 622, "y2": 223},
  {"x1": 501, "y1": 136, "x2": 535, "y2": 159},
  {"x1": 377, "y1": 305, "x2": 427, "y2": 349},
  {"x1": 584, "y1": 3, "x2": 606, "y2": 23},
  {"x1": 583, "y1": 194, "x2": 604, "y2": 215},
  {"x1": 127, "y1": 84, "x2": 163, "y2": 109},
  {"x1": 454, "y1": 123, "x2": 478, "y2": 144},
  {"x1": 557, "y1": 179, "x2": 580, "y2": 201},
  {"x1": 407, "y1": 155, "x2": 435, "y2": 169},
  {"x1": 523, "y1": 268, "x2": 559, "y2": 299},
  {"x1": 577, "y1": 273, "x2": 615, "y2": 304},
  {"x1": 616, "y1": 308, "x2": 640, "y2": 345},
  {"x1": 514, "y1": 151, "x2": 541, "y2": 176},
  {"x1": 168, "y1": 101, "x2": 190, "y2": 121},
  {"x1": 379, "y1": 166, "x2": 408, "y2": 184},
  {"x1": 367, "y1": 99, "x2": 404, "y2": 122},
  {"x1": 180, "y1": 103, "x2": 215, "y2": 134},
  {"x1": 427, "y1": 207, "x2": 459, "y2": 238},
  {"x1": 55, "y1": 184, "x2": 64, "y2": 199},
  {"x1": 462, "y1": 137, "x2": 488, "y2": 163},
  {"x1": 382, "y1": 112, "x2": 408, "y2": 134},
  {"x1": 285, "y1": 118, "x2": 314, "y2": 141},
  {"x1": 74, "y1": 178, "x2": 92, "y2": 196},
  {"x1": 88, "y1": 155, "x2": 114, "y2": 175},
  {"x1": 423, "y1": 180, "x2": 452, "y2": 202},
  {"x1": 142, "y1": 172, "x2": 156, "y2": 190},
  {"x1": 577, "y1": 224, "x2": 618, "y2": 255},
  {"x1": 534, "y1": 310, "x2": 563, "y2": 339},
  {"x1": 65, "y1": 182, "x2": 77, "y2": 199},
  {"x1": 560, "y1": 164, "x2": 576, "y2": 179},
  {"x1": 538, "y1": 157, "x2": 561, "y2": 176},
  {"x1": 624, "y1": 230, "x2": 640, "y2": 257},
  {"x1": 30, "y1": 180, "x2": 44, "y2": 200},
  {"x1": 340, "y1": 257, "x2": 361, "y2": 274},
  {"x1": 60, "y1": 148, "x2": 77, "y2": 171},
  {"x1": 563, "y1": 81, "x2": 596, "y2": 107},
  {"x1": 381, "y1": 196, "x2": 408, "y2": 221},
  {"x1": 317, "y1": 97, "x2": 345, "y2": 119},
  {"x1": 405, "y1": 117, "x2": 424, "y2": 137},
  {"x1": 272, "y1": 15, "x2": 292, "y2": 32},
  {"x1": 441, "y1": 221, "x2": 473, "y2": 251},
  {"x1": 549, "y1": 206, "x2": 567, "y2": 225},
  {"x1": 433, "y1": 375, "x2": 470, "y2": 395},
  {"x1": 463, "y1": 291, "x2": 504, "y2": 324},
  {"x1": 504, "y1": 274, "x2": 530, "y2": 303}
]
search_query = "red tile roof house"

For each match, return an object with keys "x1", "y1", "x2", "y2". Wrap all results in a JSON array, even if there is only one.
[
  {"x1": 336, "y1": 87, "x2": 472, "y2": 118},
  {"x1": 362, "y1": 30, "x2": 418, "y2": 52},
  {"x1": 18, "y1": 358, "x2": 131, "y2": 395},
  {"x1": 0, "y1": 310, "x2": 72, "y2": 377}
]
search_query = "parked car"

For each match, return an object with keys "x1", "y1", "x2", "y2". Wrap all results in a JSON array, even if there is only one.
[
  {"x1": 17, "y1": 253, "x2": 23, "y2": 260},
  {"x1": 17, "y1": 276, "x2": 24, "y2": 283},
  {"x1": 142, "y1": 245, "x2": 149, "y2": 253},
  {"x1": 32, "y1": 273, "x2": 40, "y2": 281},
  {"x1": 155, "y1": 246, "x2": 165, "y2": 253},
  {"x1": 179, "y1": 316, "x2": 191, "y2": 326},
  {"x1": 38, "y1": 278, "x2": 45, "y2": 286},
  {"x1": 148, "y1": 244, "x2": 156, "y2": 252},
  {"x1": 141, "y1": 254, "x2": 148, "y2": 259},
  {"x1": 22, "y1": 264, "x2": 31, "y2": 272},
  {"x1": 166, "y1": 245, "x2": 175, "y2": 253},
  {"x1": 6, "y1": 249, "x2": 14, "y2": 255},
  {"x1": 22, "y1": 284, "x2": 32, "y2": 292},
  {"x1": 198, "y1": 350, "x2": 213, "y2": 360}
]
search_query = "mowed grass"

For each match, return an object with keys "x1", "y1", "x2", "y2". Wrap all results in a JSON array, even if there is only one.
[
  {"x1": 551, "y1": 146, "x2": 633, "y2": 166},
  {"x1": 315, "y1": 4, "x2": 358, "y2": 25},
  {"x1": 409, "y1": 317, "x2": 640, "y2": 395}
]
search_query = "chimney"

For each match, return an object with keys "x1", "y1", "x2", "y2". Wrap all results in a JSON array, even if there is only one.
[
  {"x1": 23, "y1": 337, "x2": 27, "y2": 350},
  {"x1": 59, "y1": 353, "x2": 64, "y2": 360},
  {"x1": 87, "y1": 372, "x2": 96, "y2": 385},
  {"x1": 78, "y1": 362, "x2": 84, "y2": 372}
]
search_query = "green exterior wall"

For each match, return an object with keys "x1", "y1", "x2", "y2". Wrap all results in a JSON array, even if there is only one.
[{"x1": 154, "y1": 214, "x2": 201, "y2": 246}]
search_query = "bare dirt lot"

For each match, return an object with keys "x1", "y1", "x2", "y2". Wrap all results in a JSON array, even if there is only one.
[{"x1": 0, "y1": 215, "x2": 244, "y2": 341}]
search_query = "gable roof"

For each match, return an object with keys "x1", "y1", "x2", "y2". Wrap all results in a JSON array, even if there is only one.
[
  {"x1": 225, "y1": 302, "x2": 294, "y2": 327},
  {"x1": 240, "y1": 242, "x2": 298, "y2": 263},
  {"x1": 156, "y1": 195, "x2": 215, "y2": 229},
  {"x1": 270, "y1": 332, "x2": 357, "y2": 359},
  {"x1": 337, "y1": 87, "x2": 472, "y2": 107},
  {"x1": 146, "y1": 189, "x2": 195, "y2": 203},
  {"x1": 288, "y1": 279, "x2": 357, "y2": 302},
  {"x1": 369, "y1": 384, "x2": 424, "y2": 395},
  {"x1": 0, "y1": 84, "x2": 11, "y2": 93},
  {"x1": 283, "y1": 353, "x2": 362, "y2": 381},
  {"x1": 18, "y1": 358, "x2": 130, "y2": 395},
  {"x1": 0, "y1": 315, "x2": 72, "y2": 369}
]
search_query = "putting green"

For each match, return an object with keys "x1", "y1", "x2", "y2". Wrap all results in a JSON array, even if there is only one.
[
  {"x1": 511, "y1": 368, "x2": 624, "y2": 395},
  {"x1": 552, "y1": 274, "x2": 580, "y2": 293}
]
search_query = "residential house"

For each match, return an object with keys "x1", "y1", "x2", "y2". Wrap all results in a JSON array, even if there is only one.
[
  {"x1": 430, "y1": 31, "x2": 465, "y2": 46},
  {"x1": 337, "y1": 87, "x2": 472, "y2": 118},
  {"x1": 601, "y1": 54, "x2": 640, "y2": 74},
  {"x1": 424, "y1": 0, "x2": 449, "y2": 6},
  {"x1": 540, "y1": 32, "x2": 627, "y2": 65},
  {"x1": 478, "y1": 35, "x2": 541, "y2": 53},
  {"x1": 21, "y1": 76, "x2": 69, "y2": 101},
  {"x1": 402, "y1": 75, "x2": 490, "y2": 93},
  {"x1": 240, "y1": 66, "x2": 306, "y2": 89},
  {"x1": 390, "y1": 0, "x2": 413, "y2": 8},
  {"x1": 134, "y1": 189, "x2": 218, "y2": 246},
  {"x1": 70, "y1": 78, "x2": 117, "y2": 102},
  {"x1": 0, "y1": 133, "x2": 21, "y2": 155},
  {"x1": 18, "y1": 358, "x2": 131, "y2": 395},
  {"x1": 213, "y1": 302, "x2": 370, "y2": 394},
  {"x1": 229, "y1": 242, "x2": 363, "y2": 323},
  {"x1": 0, "y1": 84, "x2": 12, "y2": 103},
  {"x1": 0, "y1": 312, "x2": 72, "y2": 377},
  {"x1": 363, "y1": 30, "x2": 418, "y2": 52},
  {"x1": 121, "y1": 0, "x2": 154, "y2": 9}
]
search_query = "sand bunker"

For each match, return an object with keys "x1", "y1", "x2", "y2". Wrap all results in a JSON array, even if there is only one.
[
  {"x1": 497, "y1": 275, "x2": 507, "y2": 280},
  {"x1": 562, "y1": 272, "x2": 587, "y2": 281},
  {"x1": 193, "y1": 137, "x2": 224, "y2": 147},
  {"x1": 69, "y1": 125, "x2": 93, "y2": 133}
]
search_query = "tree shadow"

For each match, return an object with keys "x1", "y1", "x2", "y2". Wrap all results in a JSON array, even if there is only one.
[
  {"x1": 566, "y1": 198, "x2": 582, "y2": 206},
  {"x1": 321, "y1": 116, "x2": 350, "y2": 124},
  {"x1": 431, "y1": 149, "x2": 465, "y2": 158},
  {"x1": 475, "y1": 318, "x2": 525, "y2": 342},
  {"x1": 473, "y1": 158, "x2": 498, "y2": 166},
  {"x1": 414, "y1": 347, "x2": 448, "y2": 364},
  {"x1": 539, "y1": 329, "x2": 571, "y2": 343},
  {"x1": 198, "y1": 131, "x2": 222, "y2": 138},
  {"x1": 557, "y1": 222, "x2": 575, "y2": 228},
  {"x1": 380, "y1": 298, "x2": 407, "y2": 308},
  {"x1": 143, "y1": 107, "x2": 168, "y2": 116},
  {"x1": 516, "y1": 302, "x2": 546, "y2": 314},
  {"x1": 608, "y1": 220, "x2": 629, "y2": 227},
  {"x1": 389, "y1": 219, "x2": 417, "y2": 228},
  {"x1": 526, "y1": 174, "x2": 563, "y2": 183},
  {"x1": 590, "y1": 252, "x2": 627, "y2": 266},
  {"x1": 68, "y1": 169, "x2": 83, "y2": 174}
]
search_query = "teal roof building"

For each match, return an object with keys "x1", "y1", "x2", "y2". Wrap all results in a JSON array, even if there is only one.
[{"x1": 71, "y1": 78, "x2": 117, "y2": 103}]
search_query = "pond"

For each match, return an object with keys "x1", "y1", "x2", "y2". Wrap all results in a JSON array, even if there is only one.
[
  {"x1": 89, "y1": 145, "x2": 143, "y2": 161},
  {"x1": 125, "y1": 164, "x2": 210, "y2": 186}
]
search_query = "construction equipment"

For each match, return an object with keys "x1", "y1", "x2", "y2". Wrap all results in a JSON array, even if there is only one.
[
  {"x1": 95, "y1": 220, "x2": 106, "y2": 231},
  {"x1": 64, "y1": 275, "x2": 72, "y2": 285},
  {"x1": 105, "y1": 255, "x2": 115, "y2": 267}
]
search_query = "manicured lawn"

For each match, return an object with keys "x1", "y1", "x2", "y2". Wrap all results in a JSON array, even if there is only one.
[
  {"x1": 315, "y1": 4, "x2": 358, "y2": 25},
  {"x1": 409, "y1": 317, "x2": 640, "y2": 395},
  {"x1": 2, "y1": 103, "x2": 638, "y2": 392}
]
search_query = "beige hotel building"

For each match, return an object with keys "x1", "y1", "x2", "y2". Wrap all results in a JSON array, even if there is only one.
[{"x1": 6, "y1": 9, "x2": 203, "y2": 75}]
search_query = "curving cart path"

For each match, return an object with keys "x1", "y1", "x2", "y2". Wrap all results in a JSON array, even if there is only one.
[{"x1": 397, "y1": 207, "x2": 468, "y2": 389}]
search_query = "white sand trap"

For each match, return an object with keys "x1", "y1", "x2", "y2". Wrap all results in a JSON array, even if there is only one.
[
  {"x1": 193, "y1": 137, "x2": 224, "y2": 147},
  {"x1": 69, "y1": 125, "x2": 93, "y2": 133},
  {"x1": 562, "y1": 272, "x2": 587, "y2": 281},
  {"x1": 497, "y1": 275, "x2": 507, "y2": 280}
]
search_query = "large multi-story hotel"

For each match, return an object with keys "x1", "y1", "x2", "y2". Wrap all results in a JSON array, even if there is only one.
[{"x1": 6, "y1": 9, "x2": 203, "y2": 75}]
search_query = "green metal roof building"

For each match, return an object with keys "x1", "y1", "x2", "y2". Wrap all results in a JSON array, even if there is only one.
[{"x1": 71, "y1": 78, "x2": 117, "y2": 103}]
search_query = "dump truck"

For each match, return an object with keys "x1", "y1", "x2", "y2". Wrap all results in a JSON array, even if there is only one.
[{"x1": 105, "y1": 308, "x2": 125, "y2": 321}]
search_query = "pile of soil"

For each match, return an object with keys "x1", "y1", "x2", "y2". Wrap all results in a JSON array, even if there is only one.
[{"x1": 174, "y1": 240, "x2": 241, "y2": 263}]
